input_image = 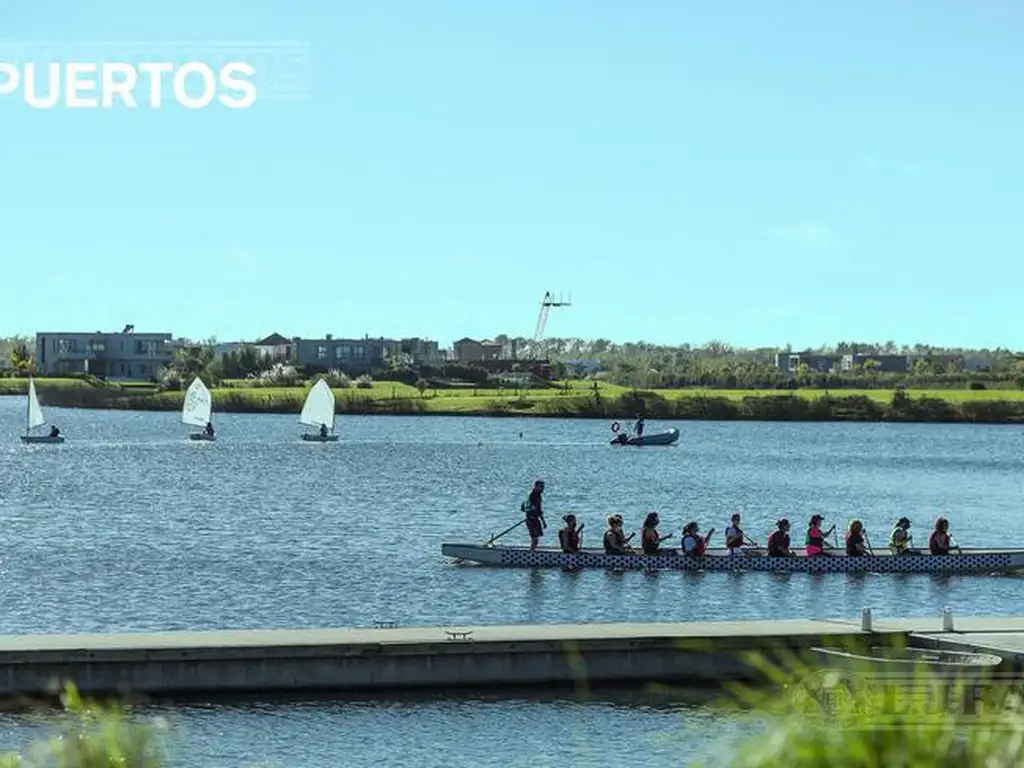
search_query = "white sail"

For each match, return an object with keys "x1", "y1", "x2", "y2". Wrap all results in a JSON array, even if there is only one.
[
  {"x1": 299, "y1": 379, "x2": 335, "y2": 430},
  {"x1": 26, "y1": 378, "x2": 46, "y2": 431},
  {"x1": 181, "y1": 377, "x2": 213, "y2": 428}
]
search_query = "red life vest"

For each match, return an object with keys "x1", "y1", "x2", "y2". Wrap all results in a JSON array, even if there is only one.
[{"x1": 683, "y1": 534, "x2": 706, "y2": 556}]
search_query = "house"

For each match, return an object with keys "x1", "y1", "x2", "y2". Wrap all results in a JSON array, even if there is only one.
[
  {"x1": 774, "y1": 352, "x2": 844, "y2": 374},
  {"x1": 213, "y1": 332, "x2": 295, "y2": 363},
  {"x1": 452, "y1": 337, "x2": 503, "y2": 363},
  {"x1": 400, "y1": 337, "x2": 442, "y2": 365},
  {"x1": 294, "y1": 335, "x2": 390, "y2": 373},
  {"x1": 775, "y1": 351, "x2": 911, "y2": 375},
  {"x1": 909, "y1": 353, "x2": 989, "y2": 373},
  {"x1": 35, "y1": 326, "x2": 174, "y2": 380}
]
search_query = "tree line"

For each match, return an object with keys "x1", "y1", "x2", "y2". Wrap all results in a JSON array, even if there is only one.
[{"x1": 5, "y1": 334, "x2": 1024, "y2": 391}]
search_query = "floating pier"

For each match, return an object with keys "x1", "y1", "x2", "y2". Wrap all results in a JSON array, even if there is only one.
[{"x1": 1, "y1": 614, "x2": 1023, "y2": 700}]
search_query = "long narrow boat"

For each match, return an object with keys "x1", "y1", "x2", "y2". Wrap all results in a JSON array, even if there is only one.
[{"x1": 440, "y1": 544, "x2": 1024, "y2": 574}]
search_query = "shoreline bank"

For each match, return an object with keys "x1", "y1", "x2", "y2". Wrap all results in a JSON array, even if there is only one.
[{"x1": 6, "y1": 383, "x2": 1024, "y2": 424}]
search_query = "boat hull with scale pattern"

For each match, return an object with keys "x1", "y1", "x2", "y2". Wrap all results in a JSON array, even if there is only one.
[{"x1": 440, "y1": 545, "x2": 1024, "y2": 574}]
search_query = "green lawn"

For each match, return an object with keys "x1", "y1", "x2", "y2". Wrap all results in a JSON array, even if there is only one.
[{"x1": 6, "y1": 376, "x2": 1024, "y2": 413}]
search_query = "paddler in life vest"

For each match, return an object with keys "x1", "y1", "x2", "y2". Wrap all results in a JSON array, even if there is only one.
[
  {"x1": 766, "y1": 519, "x2": 793, "y2": 557},
  {"x1": 681, "y1": 521, "x2": 714, "y2": 557},
  {"x1": 641, "y1": 512, "x2": 673, "y2": 554},
  {"x1": 845, "y1": 520, "x2": 868, "y2": 556},
  {"x1": 522, "y1": 480, "x2": 546, "y2": 550},
  {"x1": 724, "y1": 513, "x2": 748, "y2": 554},
  {"x1": 603, "y1": 515, "x2": 633, "y2": 554},
  {"x1": 805, "y1": 514, "x2": 835, "y2": 556},
  {"x1": 889, "y1": 517, "x2": 913, "y2": 554},
  {"x1": 558, "y1": 514, "x2": 583, "y2": 553},
  {"x1": 929, "y1": 517, "x2": 958, "y2": 555}
]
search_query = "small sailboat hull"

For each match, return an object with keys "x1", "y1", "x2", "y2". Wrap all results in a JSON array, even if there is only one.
[
  {"x1": 20, "y1": 435, "x2": 65, "y2": 444},
  {"x1": 611, "y1": 428, "x2": 680, "y2": 446},
  {"x1": 301, "y1": 433, "x2": 340, "y2": 442},
  {"x1": 189, "y1": 433, "x2": 216, "y2": 441}
]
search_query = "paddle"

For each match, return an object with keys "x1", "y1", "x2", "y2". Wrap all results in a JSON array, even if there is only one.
[
  {"x1": 483, "y1": 518, "x2": 527, "y2": 548},
  {"x1": 864, "y1": 531, "x2": 875, "y2": 556},
  {"x1": 451, "y1": 517, "x2": 528, "y2": 565}
]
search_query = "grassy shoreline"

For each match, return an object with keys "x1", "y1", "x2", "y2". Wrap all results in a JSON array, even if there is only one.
[{"x1": 4, "y1": 377, "x2": 1024, "y2": 423}]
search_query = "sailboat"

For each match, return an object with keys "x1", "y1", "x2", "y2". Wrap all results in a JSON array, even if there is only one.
[
  {"x1": 20, "y1": 377, "x2": 64, "y2": 443},
  {"x1": 182, "y1": 377, "x2": 216, "y2": 441},
  {"x1": 299, "y1": 378, "x2": 339, "y2": 441}
]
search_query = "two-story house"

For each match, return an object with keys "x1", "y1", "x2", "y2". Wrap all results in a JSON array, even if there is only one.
[
  {"x1": 775, "y1": 351, "x2": 911, "y2": 376},
  {"x1": 401, "y1": 337, "x2": 442, "y2": 365},
  {"x1": 452, "y1": 338, "x2": 503, "y2": 363},
  {"x1": 213, "y1": 332, "x2": 295, "y2": 363},
  {"x1": 35, "y1": 326, "x2": 174, "y2": 380},
  {"x1": 295, "y1": 335, "x2": 389, "y2": 374}
]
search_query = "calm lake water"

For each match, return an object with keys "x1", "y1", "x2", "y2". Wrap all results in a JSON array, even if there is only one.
[{"x1": 1, "y1": 397, "x2": 1022, "y2": 765}]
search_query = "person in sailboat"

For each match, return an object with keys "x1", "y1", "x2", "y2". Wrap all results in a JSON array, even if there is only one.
[
  {"x1": 203, "y1": 421, "x2": 215, "y2": 438},
  {"x1": 48, "y1": 425, "x2": 61, "y2": 438},
  {"x1": 635, "y1": 415, "x2": 645, "y2": 439},
  {"x1": 319, "y1": 424, "x2": 328, "y2": 438}
]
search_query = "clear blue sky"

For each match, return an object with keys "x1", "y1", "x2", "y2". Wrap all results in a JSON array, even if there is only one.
[{"x1": 1, "y1": 0, "x2": 1022, "y2": 350}]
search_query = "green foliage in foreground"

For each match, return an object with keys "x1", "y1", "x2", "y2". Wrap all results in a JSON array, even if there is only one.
[
  {"x1": 10, "y1": 650, "x2": 1024, "y2": 766},
  {"x1": 709, "y1": 644, "x2": 1024, "y2": 767},
  {"x1": 1, "y1": 683, "x2": 167, "y2": 767}
]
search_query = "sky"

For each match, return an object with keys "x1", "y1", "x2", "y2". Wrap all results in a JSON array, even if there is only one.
[{"x1": 1, "y1": 0, "x2": 1022, "y2": 350}]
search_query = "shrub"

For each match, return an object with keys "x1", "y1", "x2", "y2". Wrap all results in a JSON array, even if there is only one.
[
  {"x1": 257, "y1": 362, "x2": 299, "y2": 387},
  {"x1": 322, "y1": 369, "x2": 352, "y2": 388},
  {"x1": 355, "y1": 374, "x2": 373, "y2": 389},
  {"x1": 158, "y1": 367, "x2": 182, "y2": 391},
  {"x1": 711, "y1": 643, "x2": 1024, "y2": 767}
]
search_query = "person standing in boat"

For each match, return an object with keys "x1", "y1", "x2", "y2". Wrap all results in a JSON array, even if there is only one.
[
  {"x1": 766, "y1": 519, "x2": 794, "y2": 557},
  {"x1": 603, "y1": 515, "x2": 633, "y2": 553},
  {"x1": 888, "y1": 517, "x2": 914, "y2": 554},
  {"x1": 635, "y1": 415, "x2": 645, "y2": 439},
  {"x1": 929, "y1": 517, "x2": 957, "y2": 555},
  {"x1": 805, "y1": 514, "x2": 834, "y2": 556},
  {"x1": 522, "y1": 480, "x2": 546, "y2": 550},
  {"x1": 845, "y1": 520, "x2": 868, "y2": 556},
  {"x1": 558, "y1": 514, "x2": 583, "y2": 553},
  {"x1": 641, "y1": 512, "x2": 672, "y2": 554},
  {"x1": 681, "y1": 521, "x2": 714, "y2": 557},
  {"x1": 724, "y1": 513, "x2": 747, "y2": 554}
]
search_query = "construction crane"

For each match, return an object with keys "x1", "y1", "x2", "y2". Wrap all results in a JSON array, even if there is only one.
[{"x1": 533, "y1": 291, "x2": 571, "y2": 358}]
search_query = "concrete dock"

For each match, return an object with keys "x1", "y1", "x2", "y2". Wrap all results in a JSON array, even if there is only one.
[{"x1": 2, "y1": 615, "x2": 1024, "y2": 700}]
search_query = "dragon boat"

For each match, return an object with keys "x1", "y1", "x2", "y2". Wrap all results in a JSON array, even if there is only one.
[{"x1": 440, "y1": 544, "x2": 1024, "y2": 575}]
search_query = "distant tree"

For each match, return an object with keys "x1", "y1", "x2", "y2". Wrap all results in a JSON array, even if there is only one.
[{"x1": 9, "y1": 338, "x2": 33, "y2": 373}]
